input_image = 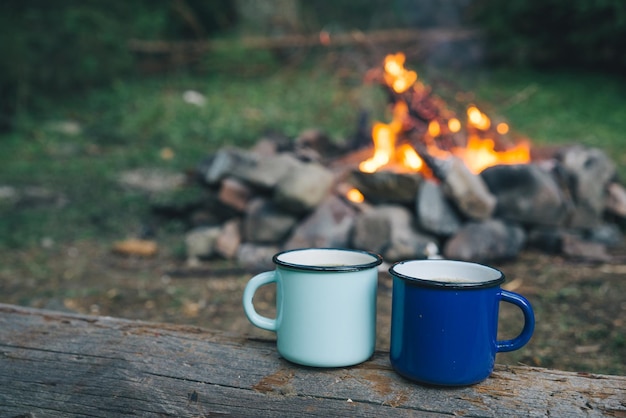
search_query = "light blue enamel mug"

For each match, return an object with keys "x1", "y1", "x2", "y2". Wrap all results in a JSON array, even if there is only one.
[{"x1": 242, "y1": 248, "x2": 383, "y2": 367}]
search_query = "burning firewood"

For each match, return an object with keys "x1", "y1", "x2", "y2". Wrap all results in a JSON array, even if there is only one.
[{"x1": 358, "y1": 52, "x2": 531, "y2": 182}]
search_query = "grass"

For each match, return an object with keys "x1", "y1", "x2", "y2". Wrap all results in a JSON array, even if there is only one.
[
  {"x1": 1, "y1": 55, "x2": 626, "y2": 252},
  {"x1": 420, "y1": 66, "x2": 626, "y2": 161},
  {"x1": 1, "y1": 54, "x2": 625, "y2": 376},
  {"x1": 468, "y1": 69, "x2": 626, "y2": 154}
]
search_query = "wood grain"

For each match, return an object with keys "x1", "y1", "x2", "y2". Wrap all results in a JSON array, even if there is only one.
[{"x1": 0, "y1": 303, "x2": 624, "y2": 417}]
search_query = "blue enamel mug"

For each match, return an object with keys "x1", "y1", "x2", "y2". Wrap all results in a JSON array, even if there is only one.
[{"x1": 389, "y1": 259, "x2": 535, "y2": 386}]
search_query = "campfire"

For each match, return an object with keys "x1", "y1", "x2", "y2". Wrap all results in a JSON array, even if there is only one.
[
  {"x1": 153, "y1": 53, "x2": 626, "y2": 270},
  {"x1": 355, "y1": 52, "x2": 530, "y2": 178}
]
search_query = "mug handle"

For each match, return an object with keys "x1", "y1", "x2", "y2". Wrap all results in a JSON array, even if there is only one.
[
  {"x1": 496, "y1": 290, "x2": 536, "y2": 353},
  {"x1": 242, "y1": 271, "x2": 278, "y2": 332}
]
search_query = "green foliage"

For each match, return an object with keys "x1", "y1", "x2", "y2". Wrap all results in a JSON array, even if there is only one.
[
  {"x1": 0, "y1": 67, "x2": 384, "y2": 249},
  {"x1": 0, "y1": 1, "x2": 236, "y2": 130},
  {"x1": 469, "y1": 0, "x2": 626, "y2": 70},
  {"x1": 468, "y1": 69, "x2": 625, "y2": 138},
  {"x1": 453, "y1": 68, "x2": 626, "y2": 181},
  {"x1": 300, "y1": 0, "x2": 410, "y2": 31}
]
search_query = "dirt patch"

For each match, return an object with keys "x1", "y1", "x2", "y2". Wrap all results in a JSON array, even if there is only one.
[{"x1": 1, "y1": 239, "x2": 624, "y2": 376}]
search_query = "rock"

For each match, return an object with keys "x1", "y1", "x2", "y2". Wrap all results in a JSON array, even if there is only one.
[
  {"x1": 182, "y1": 90, "x2": 206, "y2": 106},
  {"x1": 187, "y1": 191, "x2": 242, "y2": 227},
  {"x1": 348, "y1": 170, "x2": 423, "y2": 205},
  {"x1": 527, "y1": 224, "x2": 623, "y2": 255},
  {"x1": 556, "y1": 145, "x2": 616, "y2": 228},
  {"x1": 481, "y1": 163, "x2": 569, "y2": 226},
  {"x1": 273, "y1": 162, "x2": 335, "y2": 213},
  {"x1": 251, "y1": 132, "x2": 292, "y2": 156},
  {"x1": 218, "y1": 177, "x2": 253, "y2": 212},
  {"x1": 47, "y1": 120, "x2": 82, "y2": 135},
  {"x1": 0, "y1": 185, "x2": 18, "y2": 205},
  {"x1": 151, "y1": 186, "x2": 208, "y2": 218},
  {"x1": 0, "y1": 185, "x2": 68, "y2": 209},
  {"x1": 352, "y1": 204, "x2": 438, "y2": 262},
  {"x1": 154, "y1": 187, "x2": 240, "y2": 226},
  {"x1": 583, "y1": 223, "x2": 624, "y2": 248},
  {"x1": 283, "y1": 195, "x2": 356, "y2": 249},
  {"x1": 443, "y1": 219, "x2": 526, "y2": 262},
  {"x1": 215, "y1": 219, "x2": 242, "y2": 259},
  {"x1": 236, "y1": 153, "x2": 301, "y2": 190},
  {"x1": 606, "y1": 182, "x2": 626, "y2": 218},
  {"x1": 251, "y1": 138, "x2": 280, "y2": 157},
  {"x1": 118, "y1": 169, "x2": 186, "y2": 194},
  {"x1": 415, "y1": 180, "x2": 462, "y2": 237},
  {"x1": 199, "y1": 147, "x2": 259, "y2": 186},
  {"x1": 243, "y1": 198, "x2": 298, "y2": 243},
  {"x1": 562, "y1": 233, "x2": 611, "y2": 262},
  {"x1": 236, "y1": 243, "x2": 280, "y2": 272},
  {"x1": 440, "y1": 157, "x2": 496, "y2": 220},
  {"x1": 185, "y1": 226, "x2": 222, "y2": 260},
  {"x1": 526, "y1": 227, "x2": 564, "y2": 254},
  {"x1": 351, "y1": 207, "x2": 389, "y2": 254}
]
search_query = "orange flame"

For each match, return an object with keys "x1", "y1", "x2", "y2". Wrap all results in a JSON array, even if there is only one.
[
  {"x1": 359, "y1": 101, "x2": 413, "y2": 173},
  {"x1": 398, "y1": 144, "x2": 424, "y2": 171},
  {"x1": 359, "y1": 123, "x2": 395, "y2": 173},
  {"x1": 496, "y1": 122, "x2": 509, "y2": 135},
  {"x1": 346, "y1": 188, "x2": 365, "y2": 203},
  {"x1": 448, "y1": 118, "x2": 461, "y2": 133},
  {"x1": 467, "y1": 105, "x2": 491, "y2": 131},
  {"x1": 452, "y1": 135, "x2": 530, "y2": 174},
  {"x1": 384, "y1": 53, "x2": 418, "y2": 93},
  {"x1": 357, "y1": 53, "x2": 531, "y2": 181},
  {"x1": 428, "y1": 120, "x2": 440, "y2": 137}
]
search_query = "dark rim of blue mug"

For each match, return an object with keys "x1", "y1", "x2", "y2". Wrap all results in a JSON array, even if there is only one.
[
  {"x1": 273, "y1": 248, "x2": 383, "y2": 272},
  {"x1": 389, "y1": 260, "x2": 505, "y2": 289}
]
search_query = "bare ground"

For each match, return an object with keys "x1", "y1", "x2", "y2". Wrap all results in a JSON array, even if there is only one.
[{"x1": 1, "y1": 239, "x2": 624, "y2": 376}]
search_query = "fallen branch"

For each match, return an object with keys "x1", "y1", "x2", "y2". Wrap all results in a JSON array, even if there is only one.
[{"x1": 128, "y1": 28, "x2": 482, "y2": 54}]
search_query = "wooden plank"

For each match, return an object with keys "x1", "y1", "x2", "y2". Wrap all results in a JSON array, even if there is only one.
[{"x1": 0, "y1": 303, "x2": 624, "y2": 417}]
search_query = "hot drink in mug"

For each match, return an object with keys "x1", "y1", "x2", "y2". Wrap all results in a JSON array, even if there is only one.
[
  {"x1": 242, "y1": 248, "x2": 383, "y2": 368},
  {"x1": 389, "y1": 259, "x2": 535, "y2": 386}
]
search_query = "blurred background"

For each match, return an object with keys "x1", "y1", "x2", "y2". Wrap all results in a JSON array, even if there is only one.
[
  {"x1": 2, "y1": 0, "x2": 625, "y2": 131},
  {"x1": 1, "y1": 1, "x2": 625, "y2": 376}
]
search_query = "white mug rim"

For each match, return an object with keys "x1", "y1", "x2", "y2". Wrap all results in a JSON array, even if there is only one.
[
  {"x1": 273, "y1": 247, "x2": 383, "y2": 272},
  {"x1": 389, "y1": 259, "x2": 505, "y2": 289}
]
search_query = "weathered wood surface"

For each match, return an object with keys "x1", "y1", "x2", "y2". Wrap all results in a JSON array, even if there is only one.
[{"x1": 0, "y1": 303, "x2": 624, "y2": 417}]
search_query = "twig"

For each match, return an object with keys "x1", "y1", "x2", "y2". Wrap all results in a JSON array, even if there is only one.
[{"x1": 502, "y1": 84, "x2": 539, "y2": 109}]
